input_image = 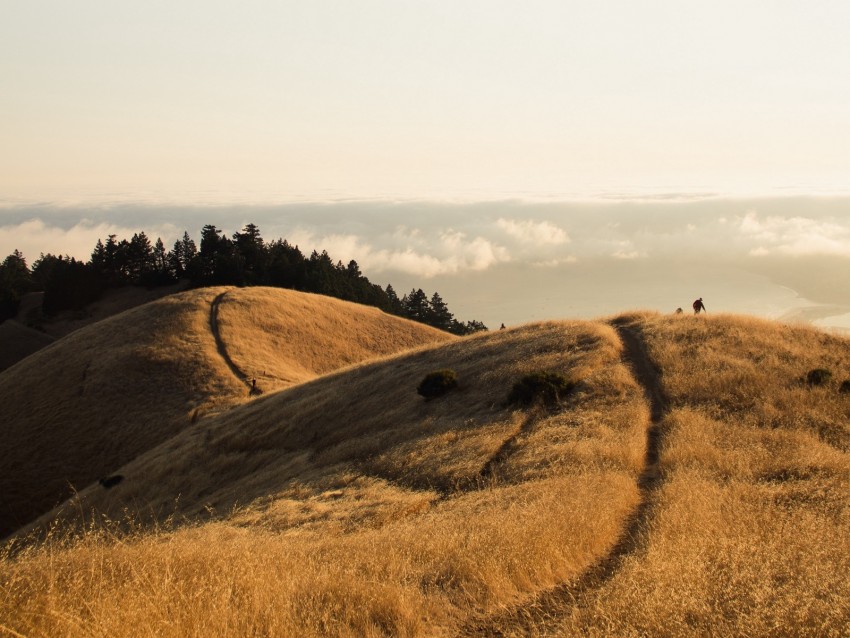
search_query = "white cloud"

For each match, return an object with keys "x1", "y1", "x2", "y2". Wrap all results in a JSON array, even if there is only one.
[
  {"x1": 284, "y1": 227, "x2": 509, "y2": 278},
  {"x1": 0, "y1": 218, "x2": 180, "y2": 262},
  {"x1": 737, "y1": 212, "x2": 850, "y2": 256},
  {"x1": 496, "y1": 218, "x2": 569, "y2": 245},
  {"x1": 613, "y1": 250, "x2": 641, "y2": 260},
  {"x1": 531, "y1": 256, "x2": 578, "y2": 267}
]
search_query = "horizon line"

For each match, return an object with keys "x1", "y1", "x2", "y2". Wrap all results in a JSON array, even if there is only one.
[{"x1": 4, "y1": 187, "x2": 850, "y2": 209}]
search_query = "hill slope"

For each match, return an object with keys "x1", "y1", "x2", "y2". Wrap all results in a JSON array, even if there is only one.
[
  {"x1": 2, "y1": 313, "x2": 848, "y2": 637},
  {"x1": 14, "y1": 318, "x2": 649, "y2": 636},
  {"x1": 0, "y1": 319, "x2": 55, "y2": 371},
  {"x1": 0, "y1": 286, "x2": 452, "y2": 537}
]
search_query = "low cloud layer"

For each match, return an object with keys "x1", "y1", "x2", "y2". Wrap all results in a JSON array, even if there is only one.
[
  {"x1": 2, "y1": 198, "x2": 849, "y2": 267},
  {"x1": 2, "y1": 197, "x2": 849, "y2": 328},
  {"x1": 4, "y1": 197, "x2": 849, "y2": 271}
]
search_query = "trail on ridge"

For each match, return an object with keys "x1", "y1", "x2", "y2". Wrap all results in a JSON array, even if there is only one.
[
  {"x1": 210, "y1": 291, "x2": 252, "y2": 389},
  {"x1": 478, "y1": 410, "x2": 540, "y2": 483},
  {"x1": 462, "y1": 318, "x2": 668, "y2": 637}
]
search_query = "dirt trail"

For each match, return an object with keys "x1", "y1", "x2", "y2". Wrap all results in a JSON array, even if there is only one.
[
  {"x1": 479, "y1": 410, "x2": 539, "y2": 483},
  {"x1": 461, "y1": 318, "x2": 668, "y2": 637},
  {"x1": 210, "y1": 291, "x2": 252, "y2": 389}
]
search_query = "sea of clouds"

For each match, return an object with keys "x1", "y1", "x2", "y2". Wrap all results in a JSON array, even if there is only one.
[{"x1": 2, "y1": 196, "x2": 849, "y2": 328}]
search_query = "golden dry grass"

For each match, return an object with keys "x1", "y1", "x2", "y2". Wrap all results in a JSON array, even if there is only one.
[
  {"x1": 0, "y1": 287, "x2": 450, "y2": 537},
  {"x1": 213, "y1": 286, "x2": 454, "y2": 392},
  {"x1": 554, "y1": 313, "x2": 850, "y2": 637},
  {"x1": 4, "y1": 307, "x2": 847, "y2": 636},
  {"x1": 1, "y1": 320, "x2": 648, "y2": 636}
]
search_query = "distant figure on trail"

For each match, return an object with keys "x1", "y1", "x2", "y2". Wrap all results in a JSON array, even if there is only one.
[
  {"x1": 675, "y1": 307, "x2": 683, "y2": 315},
  {"x1": 500, "y1": 323, "x2": 506, "y2": 330},
  {"x1": 693, "y1": 298, "x2": 706, "y2": 314},
  {"x1": 249, "y1": 377, "x2": 262, "y2": 396}
]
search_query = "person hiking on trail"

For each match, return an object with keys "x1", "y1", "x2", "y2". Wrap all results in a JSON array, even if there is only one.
[{"x1": 693, "y1": 298, "x2": 706, "y2": 314}]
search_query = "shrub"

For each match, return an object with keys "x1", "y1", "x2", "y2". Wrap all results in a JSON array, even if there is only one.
[
  {"x1": 417, "y1": 369, "x2": 458, "y2": 399},
  {"x1": 839, "y1": 380, "x2": 850, "y2": 394},
  {"x1": 508, "y1": 371, "x2": 575, "y2": 407},
  {"x1": 806, "y1": 368, "x2": 832, "y2": 386}
]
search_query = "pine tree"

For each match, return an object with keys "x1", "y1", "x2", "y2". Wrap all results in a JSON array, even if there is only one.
[
  {"x1": 403, "y1": 288, "x2": 430, "y2": 323},
  {"x1": 127, "y1": 232, "x2": 154, "y2": 283},
  {"x1": 385, "y1": 284, "x2": 403, "y2": 314},
  {"x1": 0, "y1": 250, "x2": 33, "y2": 322},
  {"x1": 428, "y1": 291, "x2": 454, "y2": 331}
]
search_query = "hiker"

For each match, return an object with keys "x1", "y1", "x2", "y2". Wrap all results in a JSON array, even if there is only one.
[
  {"x1": 500, "y1": 323, "x2": 506, "y2": 330},
  {"x1": 693, "y1": 298, "x2": 706, "y2": 314}
]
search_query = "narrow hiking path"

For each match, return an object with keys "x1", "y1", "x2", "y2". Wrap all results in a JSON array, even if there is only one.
[
  {"x1": 461, "y1": 318, "x2": 668, "y2": 637},
  {"x1": 479, "y1": 410, "x2": 540, "y2": 484},
  {"x1": 210, "y1": 291, "x2": 252, "y2": 390}
]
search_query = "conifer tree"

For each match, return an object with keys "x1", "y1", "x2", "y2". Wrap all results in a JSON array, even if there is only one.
[
  {"x1": 0, "y1": 250, "x2": 33, "y2": 322},
  {"x1": 384, "y1": 284, "x2": 403, "y2": 314},
  {"x1": 428, "y1": 291, "x2": 454, "y2": 331},
  {"x1": 403, "y1": 288, "x2": 430, "y2": 323}
]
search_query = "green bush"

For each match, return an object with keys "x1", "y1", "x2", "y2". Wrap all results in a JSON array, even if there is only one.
[
  {"x1": 417, "y1": 369, "x2": 458, "y2": 399},
  {"x1": 806, "y1": 368, "x2": 832, "y2": 386},
  {"x1": 508, "y1": 371, "x2": 575, "y2": 406}
]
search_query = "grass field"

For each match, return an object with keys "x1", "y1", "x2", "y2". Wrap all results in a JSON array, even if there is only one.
[
  {"x1": 1, "y1": 299, "x2": 848, "y2": 636},
  {"x1": 0, "y1": 287, "x2": 450, "y2": 538}
]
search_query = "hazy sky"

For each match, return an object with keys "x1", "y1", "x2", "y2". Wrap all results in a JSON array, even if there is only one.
[
  {"x1": 2, "y1": 1, "x2": 850, "y2": 201},
  {"x1": 2, "y1": 3, "x2": 849, "y2": 329}
]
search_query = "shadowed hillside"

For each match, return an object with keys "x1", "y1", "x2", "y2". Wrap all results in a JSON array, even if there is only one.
[
  {"x1": 0, "y1": 285, "x2": 189, "y2": 372},
  {"x1": 0, "y1": 319, "x2": 55, "y2": 371},
  {"x1": 0, "y1": 287, "x2": 452, "y2": 537},
  {"x1": 2, "y1": 313, "x2": 849, "y2": 637}
]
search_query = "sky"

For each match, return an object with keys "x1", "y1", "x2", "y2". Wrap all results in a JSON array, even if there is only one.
[
  {"x1": 3, "y1": 1, "x2": 850, "y2": 200},
  {"x1": 1, "y1": 2, "x2": 849, "y2": 328}
]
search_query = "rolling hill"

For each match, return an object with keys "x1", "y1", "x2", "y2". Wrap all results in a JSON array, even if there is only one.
[
  {"x1": 0, "y1": 284, "x2": 192, "y2": 374},
  {"x1": 1, "y1": 308, "x2": 848, "y2": 637},
  {"x1": 0, "y1": 319, "x2": 55, "y2": 371},
  {"x1": 0, "y1": 286, "x2": 452, "y2": 538}
]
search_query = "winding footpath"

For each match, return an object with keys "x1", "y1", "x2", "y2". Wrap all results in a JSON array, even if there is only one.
[
  {"x1": 209, "y1": 291, "x2": 252, "y2": 390},
  {"x1": 462, "y1": 318, "x2": 669, "y2": 637}
]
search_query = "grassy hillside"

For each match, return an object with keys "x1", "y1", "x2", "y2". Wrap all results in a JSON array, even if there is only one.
[
  {"x1": 0, "y1": 287, "x2": 451, "y2": 537},
  {"x1": 1, "y1": 312, "x2": 848, "y2": 636},
  {"x1": 0, "y1": 319, "x2": 55, "y2": 371},
  {"x1": 551, "y1": 313, "x2": 850, "y2": 636},
  {"x1": 14, "y1": 283, "x2": 188, "y2": 340}
]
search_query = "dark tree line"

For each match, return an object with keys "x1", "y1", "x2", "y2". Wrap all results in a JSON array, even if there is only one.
[{"x1": 0, "y1": 223, "x2": 487, "y2": 335}]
